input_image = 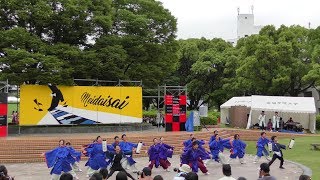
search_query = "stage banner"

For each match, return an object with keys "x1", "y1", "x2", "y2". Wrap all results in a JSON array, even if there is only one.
[
  {"x1": 20, "y1": 85, "x2": 142, "y2": 125},
  {"x1": 0, "y1": 93, "x2": 8, "y2": 137},
  {"x1": 165, "y1": 95, "x2": 187, "y2": 131}
]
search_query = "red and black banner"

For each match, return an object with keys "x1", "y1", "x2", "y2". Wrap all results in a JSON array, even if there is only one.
[
  {"x1": 0, "y1": 93, "x2": 8, "y2": 137},
  {"x1": 165, "y1": 95, "x2": 187, "y2": 131}
]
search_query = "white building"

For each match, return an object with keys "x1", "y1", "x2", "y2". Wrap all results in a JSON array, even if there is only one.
[{"x1": 228, "y1": 8, "x2": 263, "y2": 45}]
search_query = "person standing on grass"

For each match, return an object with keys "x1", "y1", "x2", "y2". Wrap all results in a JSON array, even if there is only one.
[{"x1": 268, "y1": 136, "x2": 286, "y2": 169}]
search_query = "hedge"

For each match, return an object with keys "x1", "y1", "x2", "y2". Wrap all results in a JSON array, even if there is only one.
[{"x1": 200, "y1": 117, "x2": 217, "y2": 125}]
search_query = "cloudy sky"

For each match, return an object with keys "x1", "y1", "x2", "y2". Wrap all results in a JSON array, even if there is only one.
[{"x1": 158, "y1": 0, "x2": 320, "y2": 40}]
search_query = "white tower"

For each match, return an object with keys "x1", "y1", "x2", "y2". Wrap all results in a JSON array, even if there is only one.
[{"x1": 237, "y1": 6, "x2": 262, "y2": 39}]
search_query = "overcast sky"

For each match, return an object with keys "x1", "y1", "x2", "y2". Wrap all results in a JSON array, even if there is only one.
[{"x1": 158, "y1": 0, "x2": 320, "y2": 40}]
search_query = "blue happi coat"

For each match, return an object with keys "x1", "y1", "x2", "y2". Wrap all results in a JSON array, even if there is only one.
[
  {"x1": 66, "y1": 146, "x2": 81, "y2": 164},
  {"x1": 84, "y1": 143, "x2": 109, "y2": 170},
  {"x1": 45, "y1": 146, "x2": 75, "y2": 175},
  {"x1": 256, "y1": 137, "x2": 270, "y2": 157},
  {"x1": 183, "y1": 140, "x2": 210, "y2": 160},
  {"x1": 159, "y1": 143, "x2": 173, "y2": 160},
  {"x1": 230, "y1": 139, "x2": 247, "y2": 159},
  {"x1": 119, "y1": 141, "x2": 138, "y2": 166},
  {"x1": 148, "y1": 144, "x2": 161, "y2": 167},
  {"x1": 209, "y1": 138, "x2": 231, "y2": 162},
  {"x1": 181, "y1": 148, "x2": 208, "y2": 173}
]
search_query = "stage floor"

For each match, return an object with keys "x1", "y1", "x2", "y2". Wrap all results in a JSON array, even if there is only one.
[{"x1": 5, "y1": 153, "x2": 303, "y2": 180}]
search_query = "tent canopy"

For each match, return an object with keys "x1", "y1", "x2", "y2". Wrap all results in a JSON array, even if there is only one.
[
  {"x1": 220, "y1": 96, "x2": 251, "y2": 108},
  {"x1": 251, "y1": 95, "x2": 316, "y2": 114}
]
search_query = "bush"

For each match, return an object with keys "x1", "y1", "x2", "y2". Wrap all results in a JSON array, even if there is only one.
[
  {"x1": 200, "y1": 117, "x2": 217, "y2": 125},
  {"x1": 316, "y1": 115, "x2": 320, "y2": 130},
  {"x1": 194, "y1": 126, "x2": 202, "y2": 131}
]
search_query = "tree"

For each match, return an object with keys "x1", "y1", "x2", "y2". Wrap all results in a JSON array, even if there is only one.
[
  {"x1": 176, "y1": 38, "x2": 234, "y2": 110},
  {"x1": 0, "y1": 28, "x2": 73, "y2": 85},
  {"x1": 0, "y1": 0, "x2": 178, "y2": 87},
  {"x1": 235, "y1": 25, "x2": 314, "y2": 96}
]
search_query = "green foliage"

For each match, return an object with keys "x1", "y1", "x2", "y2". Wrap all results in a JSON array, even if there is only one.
[
  {"x1": 0, "y1": 0, "x2": 178, "y2": 87},
  {"x1": 143, "y1": 110, "x2": 157, "y2": 118},
  {"x1": 316, "y1": 115, "x2": 320, "y2": 130},
  {"x1": 234, "y1": 25, "x2": 315, "y2": 96},
  {"x1": 175, "y1": 38, "x2": 234, "y2": 109},
  {"x1": 200, "y1": 117, "x2": 217, "y2": 125}
]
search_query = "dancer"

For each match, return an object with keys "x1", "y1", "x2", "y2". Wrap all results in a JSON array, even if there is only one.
[
  {"x1": 183, "y1": 134, "x2": 194, "y2": 148},
  {"x1": 106, "y1": 145, "x2": 136, "y2": 180},
  {"x1": 268, "y1": 136, "x2": 286, "y2": 169},
  {"x1": 258, "y1": 111, "x2": 266, "y2": 130},
  {"x1": 181, "y1": 141, "x2": 210, "y2": 174},
  {"x1": 209, "y1": 134, "x2": 232, "y2": 163},
  {"x1": 42, "y1": 139, "x2": 79, "y2": 180},
  {"x1": 119, "y1": 134, "x2": 139, "y2": 170},
  {"x1": 229, "y1": 134, "x2": 247, "y2": 164},
  {"x1": 254, "y1": 132, "x2": 271, "y2": 163},
  {"x1": 66, "y1": 142, "x2": 82, "y2": 172},
  {"x1": 84, "y1": 136, "x2": 109, "y2": 177},
  {"x1": 148, "y1": 138, "x2": 170, "y2": 171},
  {"x1": 112, "y1": 136, "x2": 120, "y2": 148},
  {"x1": 159, "y1": 137, "x2": 174, "y2": 167},
  {"x1": 209, "y1": 130, "x2": 219, "y2": 144}
]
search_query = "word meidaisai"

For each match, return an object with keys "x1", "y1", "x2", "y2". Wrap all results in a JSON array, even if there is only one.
[{"x1": 81, "y1": 92, "x2": 130, "y2": 110}]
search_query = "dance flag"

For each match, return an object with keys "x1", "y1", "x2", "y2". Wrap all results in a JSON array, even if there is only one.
[{"x1": 185, "y1": 111, "x2": 194, "y2": 132}]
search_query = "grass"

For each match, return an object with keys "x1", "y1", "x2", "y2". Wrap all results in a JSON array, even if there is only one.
[{"x1": 245, "y1": 136, "x2": 320, "y2": 179}]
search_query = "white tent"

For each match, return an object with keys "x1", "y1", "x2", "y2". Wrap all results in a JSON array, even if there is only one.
[
  {"x1": 247, "y1": 95, "x2": 317, "y2": 133},
  {"x1": 220, "y1": 96, "x2": 251, "y2": 124},
  {"x1": 220, "y1": 95, "x2": 317, "y2": 133}
]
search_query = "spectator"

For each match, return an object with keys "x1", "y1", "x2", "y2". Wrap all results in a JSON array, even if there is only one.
[
  {"x1": 89, "y1": 173, "x2": 103, "y2": 180},
  {"x1": 0, "y1": 165, "x2": 14, "y2": 180},
  {"x1": 116, "y1": 171, "x2": 128, "y2": 180},
  {"x1": 267, "y1": 119, "x2": 273, "y2": 131},
  {"x1": 237, "y1": 177, "x2": 247, "y2": 180},
  {"x1": 185, "y1": 172, "x2": 198, "y2": 180},
  {"x1": 139, "y1": 167, "x2": 152, "y2": 180},
  {"x1": 218, "y1": 164, "x2": 236, "y2": 180},
  {"x1": 173, "y1": 164, "x2": 191, "y2": 180},
  {"x1": 99, "y1": 168, "x2": 108, "y2": 180},
  {"x1": 299, "y1": 175, "x2": 311, "y2": 180},
  {"x1": 258, "y1": 163, "x2": 276, "y2": 180},
  {"x1": 153, "y1": 175, "x2": 163, "y2": 180},
  {"x1": 59, "y1": 173, "x2": 73, "y2": 180}
]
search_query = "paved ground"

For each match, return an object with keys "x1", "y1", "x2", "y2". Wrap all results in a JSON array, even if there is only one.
[{"x1": 5, "y1": 153, "x2": 303, "y2": 180}]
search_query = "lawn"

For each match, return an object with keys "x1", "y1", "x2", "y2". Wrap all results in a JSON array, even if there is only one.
[{"x1": 245, "y1": 136, "x2": 320, "y2": 179}]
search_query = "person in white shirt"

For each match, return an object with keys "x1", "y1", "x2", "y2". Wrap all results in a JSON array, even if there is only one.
[
  {"x1": 258, "y1": 111, "x2": 266, "y2": 130},
  {"x1": 218, "y1": 164, "x2": 236, "y2": 180},
  {"x1": 272, "y1": 112, "x2": 280, "y2": 131}
]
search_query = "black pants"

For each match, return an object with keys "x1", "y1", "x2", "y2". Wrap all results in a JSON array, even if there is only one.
[
  {"x1": 268, "y1": 154, "x2": 284, "y2": 167},
  {"x1": 107, "y1": 167, "x2": 136, "y2": 180}
]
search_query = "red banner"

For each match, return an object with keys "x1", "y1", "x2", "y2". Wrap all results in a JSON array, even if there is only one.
[{"x1": 165, "y1": 95, "x2": 187, "y2": 131}]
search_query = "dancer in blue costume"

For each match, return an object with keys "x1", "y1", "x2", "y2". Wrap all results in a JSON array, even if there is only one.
[
  {"x1": 209, "y1": 134, "x2": 232, "y2": 163},
  {"x1": 183, "y1": 134, "x2": 194, "y2": 148},
  {"x1": 254, "y1": 132, "x2": 271, "y2": 163},
  {"x1": 159, "y1": 137, "x2": 174, "y2": 166},
  {"x1": 119, "y1": 134, "x2": 139, "y2": 171},
  {"x1": 181, "y1": 141, "x2": 210, "y2": 175},
  {"x1": 84, "y1": 136, "x2": 110, "y2": 177},
  {"x1": 66, "y1": 141, "x2": 82, "y2": 172},
  {"x1": 209, "y1": 130, "x2": 219, "y2": 144},
  {"x1": 229, "y1": 134, "x2": 247, "y2": 164},
  {"x1": 42, "y1": 139, "x2": 79, "y2": 180},
  {"x1": 148, "y1": 138, "x2": 170, "y2": 171}
]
